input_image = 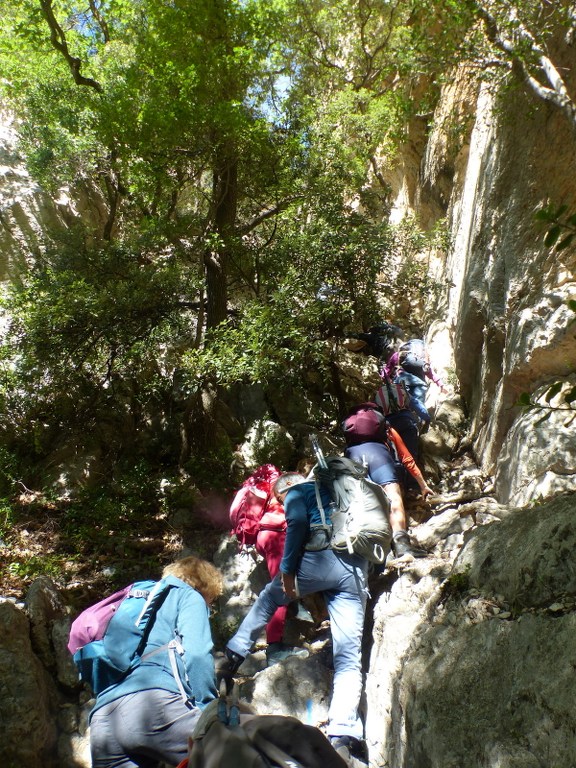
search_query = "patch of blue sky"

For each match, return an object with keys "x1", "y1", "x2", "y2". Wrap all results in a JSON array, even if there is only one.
[{"x1": 246, "y1": 72, "x2": 292, "y2": 124}]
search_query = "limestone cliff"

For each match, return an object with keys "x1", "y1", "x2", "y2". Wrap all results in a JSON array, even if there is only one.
[
  {"x1": 362, "y1": 31, "x2": 576, "y2": 768},
  {"x1": 383, "y1": 55, "x2": 576, "y2": 508}
]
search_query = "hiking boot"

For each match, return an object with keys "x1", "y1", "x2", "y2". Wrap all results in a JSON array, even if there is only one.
[
  {"x1": 214, "y1": 648, "x2": 244, "y2": 692},
  {"x1": 329, "y1": 735, "x2": 367, "y2": 764},
  {"x1": 391, "y1": 530, "x2": 428, "y2": 559},
  {"x1": 265, "y1": 642, "x2": 309, "y2": 666}
]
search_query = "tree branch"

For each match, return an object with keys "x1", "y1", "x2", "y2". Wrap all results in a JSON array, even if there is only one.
[
  {"x1": 474, "y1": 1, "x2": 576, "y2": 128},
  {"x1": 39, "y1": 0, "x2": 103, "y2": 92},
  {"x1": 239, "y1": 198, "x2": 299, "y2": 235},
  {"x1": 88, "y1": 0, "x2": 110, "y2": 43}
]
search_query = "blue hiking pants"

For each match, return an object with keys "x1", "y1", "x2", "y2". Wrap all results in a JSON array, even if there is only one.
[{"x1": 227, "y1": 549, "x2": 368, "y2": 740}]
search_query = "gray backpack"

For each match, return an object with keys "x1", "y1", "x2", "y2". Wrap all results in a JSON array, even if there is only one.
[
  {"x1": 311, "y1": 453, "x2": 392, "y2": 564},
  {"x1": 187, "y1": 693, "x2": 348, "y2": 768}
]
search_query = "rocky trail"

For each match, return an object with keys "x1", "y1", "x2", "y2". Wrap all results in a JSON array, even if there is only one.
[{"x1": 213, "y1": 430, "x2": 501, "y2": 766}]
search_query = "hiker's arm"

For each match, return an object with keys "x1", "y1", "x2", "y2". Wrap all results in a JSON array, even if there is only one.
[
  {"x1": 389, "y1": 428, "x2": 433, "y2": 498},
  {"x1": 279, "y1": 487, "x2": 309, "y2": 577},
  {"x1": 425, "y1": 365, "x2": 447, "y2": 391},
  {"x1": 281, "y1": 572, "x2": 297, "y2": 600},
  {"x1": 177, "y1": 589, "x2": 218, "y2": 707},
  {"x1": 382, "y1": 350, "x2": 399, "y2": 378}
]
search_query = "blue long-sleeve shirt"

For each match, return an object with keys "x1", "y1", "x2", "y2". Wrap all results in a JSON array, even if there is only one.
[
  {"x1": 280, "y1": 481, "x2": 332, "y2": 574},
  {"x1": 90, "y1": 575, "x2": 217, "y2": 719}
]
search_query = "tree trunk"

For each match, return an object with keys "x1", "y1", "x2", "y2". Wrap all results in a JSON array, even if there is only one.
[{"x1": 205, "y1": 154, "x2": 238, "y2": 329}]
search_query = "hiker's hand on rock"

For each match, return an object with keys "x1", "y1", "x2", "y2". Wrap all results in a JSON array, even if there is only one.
[
  {"x1": 281, "y1": 573, "x2": 297, "y2": 600},
  {"x1": 421, "y1": 485, "x2": 434, "y2": 500}
]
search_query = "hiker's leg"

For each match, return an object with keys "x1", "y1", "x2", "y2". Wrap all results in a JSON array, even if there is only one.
[
  {"x1": 294, "y1": 550, "x2": 367, "y2": 738},
  {"x1": 382, "y1": 482, "x2": 428, "y2": 558},
  {"x1": 227, "y1": 574, "x2": 289, "y2": 657},
  {"x1": 91, "y1": 699, "x2": 138, "y2": 768},
  {"x1": 323, "y1": 559, "x2": 368, "y2": 740},
  {"x1": 381, "y1": 481, "x2": 407, "y2": 532},
  {"x1": 257, "y1": 529, "x2": 289, "y2": 645}
]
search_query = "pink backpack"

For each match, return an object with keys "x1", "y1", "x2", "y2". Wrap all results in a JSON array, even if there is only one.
[{"x1": 229, "y1": 464, "x2": 285, "y2": 547}]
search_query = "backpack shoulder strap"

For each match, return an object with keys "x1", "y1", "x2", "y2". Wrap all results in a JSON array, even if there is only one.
[{"x1": 382, "y1": 371, "x2": 400, "y2": 413}]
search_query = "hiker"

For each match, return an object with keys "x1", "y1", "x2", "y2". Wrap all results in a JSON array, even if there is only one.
[
  {"x1": 350, "y1": 320, "x2": 404, "y2": 363},
  {"x1": 229, "y1": 464, "x2": 308, "y2": 665},
  {"x1": 383, "y1": 337, "x2": 448, "y2": 393},
  {"x1": 217, "y1": 471, "x2": 370, "y2": 764},
  {"x1": 374, "y1": 374, "x2": 423, "y2": 468},
  {"x1": 387, "y1": 339, "x2": 447, "y2": 434},
  {"x1": 342, "y1": 404, "x2": 433, "y2": 558},
  {"x1": 89, "y1": 556, "x2": 223, "y2": 768}
]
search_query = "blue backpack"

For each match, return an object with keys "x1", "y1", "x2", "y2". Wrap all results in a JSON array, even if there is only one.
[{"x1": 67, "y1": 578, "x2": 180, "y2": 695}]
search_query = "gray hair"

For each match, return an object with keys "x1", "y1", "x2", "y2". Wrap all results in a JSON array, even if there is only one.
[{"x1": 273, "y1": 472, "x2": 307, "y2": 496}]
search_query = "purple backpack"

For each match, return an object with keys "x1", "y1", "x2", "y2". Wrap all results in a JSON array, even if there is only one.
[
  {"x1": 341, "y1": 403, "x2": 388, "y2": 446},
  {"x1": 67, "y1": 583, "x2": 138, "y2": 654}
]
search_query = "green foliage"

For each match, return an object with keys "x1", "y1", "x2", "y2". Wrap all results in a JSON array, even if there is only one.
[
  {"x1": 0, "y1": 231, "x2": 201, "y2": 462},
  {"x1": 0, "y1": 498, "x2": 15, "y2": 540},
  {"x1": 378, "y1": 217, "x2": 446, "y2": 321},
  {"x1": 0, "y1": 460, "x2": 206, "y2": 593},
  {"x1": 535, "y1": 204, "x2": 576, "y2": 252},
  {"x1": 0, "y1": 448, "x2": 20, "y2": 496},
  {"x1": 181, "y1": 207, "x2": 440, "y2": 390},
  {"x1": 0, "y1": 0, "x2": 455, "y2": 494},
  {"x1": 516, "y1": 379, "x2": 576, "y2": 423},
  {"x1": 181, "y1": 444, "x2": 235, "y2": 495},
  {"x1": 182, "y1": 299, "x2": 328, "y2": 389},
  {"x1": 7, "y1": 553, "x2": 65, "y2": 580}
]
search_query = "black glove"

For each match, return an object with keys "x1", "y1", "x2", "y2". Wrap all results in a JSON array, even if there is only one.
[{"x1": 214, "y1": 649, "x2": 244, "y2": 694}]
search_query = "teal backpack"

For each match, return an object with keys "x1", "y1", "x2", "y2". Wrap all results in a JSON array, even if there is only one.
[{"x1": 68, "y1": 577, "x2": 184, "y2": 696}]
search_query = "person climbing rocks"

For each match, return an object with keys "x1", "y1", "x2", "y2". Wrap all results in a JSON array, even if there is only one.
[
  {"x1": 89, "y1": 556, "x2": 223, "y2": 768},
  {"x1": 349, "y1": 321, "x2": 404, "y2": 365},
  {"x1": 374, "y1": 373, "x2": 423, "y2": 492},
  {"x1": 382, "y1": 338, "x2": 447, "y2": 437},
  {"x1": 342, "y1": 403, "x2": 433, "y2": 559},
  {"x1": 229, "y1": 464, "x2": 309, "y2": 666},
  {"x1": 217, "y1": 471, "x2": 370, "y2": 765}
]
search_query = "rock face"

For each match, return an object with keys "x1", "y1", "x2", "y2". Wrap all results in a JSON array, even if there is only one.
[
  {"x1": 362, "y1": 36, "x2": 576, "y2": 764},
  {"x1": 408, "y1": 54, "x2": 576, "y2": 507},
  {"x1": 366, "y1": 494, "x2": 576, "y2": 768},
  {"x1": 0, "y1": 594, "x2": 81, "y2": 767}
]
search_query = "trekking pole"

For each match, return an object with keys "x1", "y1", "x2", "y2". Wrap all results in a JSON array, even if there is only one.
[
  {"x1": 431, "y1": 400, "x2": 443, "y2": 428},
  {"x1": 309, "y1": 435, "x2": 338, "y2": 540},
  {"x1": 309, "y1": 434, "x2": 328, "y2": 470}
]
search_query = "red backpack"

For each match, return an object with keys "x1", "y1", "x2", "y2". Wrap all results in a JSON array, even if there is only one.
[
  {"x1": 341, "y1": 402, "x2": 388, "y2": 446},
  {"x1": 375, "y1": 372, "x2": 411, "y2": 415},
  {"x1": 229, "y1": 464, "x2": 286, "y2": 548}
]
